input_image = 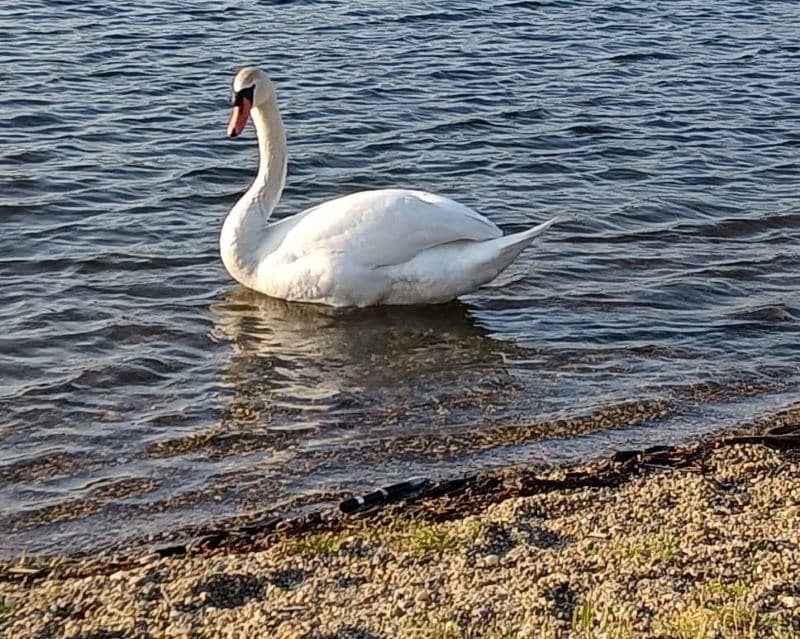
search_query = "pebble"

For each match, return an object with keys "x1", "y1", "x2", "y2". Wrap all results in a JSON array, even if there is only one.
[
  {"x1": 138, "y1": 553, "x2": 160, "y2": 565},
  {"x1": 482, "y1": 554, "x2": 500, "y2": 568}
]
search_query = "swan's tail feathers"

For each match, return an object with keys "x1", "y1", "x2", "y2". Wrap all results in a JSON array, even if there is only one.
[
  {"x1": 490, "y1": 216, "x2": 559, "y2": 265},
  {"x1": 461, "y1": 216, "x2": 559, "y2": 290},
  {"x1": 513, "y1": 216, "x2": 561, "y2": 244}
]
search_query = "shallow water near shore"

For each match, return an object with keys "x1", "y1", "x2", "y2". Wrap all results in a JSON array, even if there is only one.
[{"x1": 1, "y1": 0, "x2": 800, "y2": 556}]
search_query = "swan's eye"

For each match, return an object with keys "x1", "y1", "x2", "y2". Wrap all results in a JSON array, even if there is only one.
[{"x1": 232, "y1": 85, "x2": 255, "y2": 107}]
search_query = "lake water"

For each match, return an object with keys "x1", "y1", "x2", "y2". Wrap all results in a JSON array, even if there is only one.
[{"x1": 1, "y1": 0, "x2": 799, "y2": 557}]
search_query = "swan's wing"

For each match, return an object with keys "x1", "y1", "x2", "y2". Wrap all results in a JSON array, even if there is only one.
[
  {"x1": 274, "y1": 189, "x2": 502, "y2": 267},
  {"x1": 260, "y1": 208, "x2": 317, "y2": 256}
]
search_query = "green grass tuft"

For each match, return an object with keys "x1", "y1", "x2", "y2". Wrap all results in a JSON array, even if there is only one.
[
  {"x1": 571, "y1": 598, "x2": 634, "y2": 639},
  {"x1": 656, "y1": 579, "x2": 777, "y2": 639},
  {"x1": 622, "y1": 531, "x2": 678, "y2": 563},
  {"x1": 398, "y1": 523, "x2": 464, "y2": 557},
  {"x1": 0, "y1": 597, "x2": 18, "y2": 616},
  {"x1": 286, "y1": 532, "x2": 341, "y2": 559}
]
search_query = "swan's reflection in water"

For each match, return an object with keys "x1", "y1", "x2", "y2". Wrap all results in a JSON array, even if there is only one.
[{"x1": 209, "y1": 289, "x2": 521, "y2": 444}]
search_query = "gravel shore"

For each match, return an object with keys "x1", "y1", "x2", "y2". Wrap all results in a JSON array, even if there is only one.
[{"x1": 2, "y1": 422, "x2": 799, "y2": 638}]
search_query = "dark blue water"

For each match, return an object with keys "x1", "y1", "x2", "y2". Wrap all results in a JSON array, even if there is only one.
[{"x1": 1, "y1": 0, "x2": 799, "y2": 556}]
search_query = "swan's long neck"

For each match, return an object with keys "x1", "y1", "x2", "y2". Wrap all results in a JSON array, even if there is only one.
[{"x1": 220, "y1": 98, "x2": 287, "y2": 287}]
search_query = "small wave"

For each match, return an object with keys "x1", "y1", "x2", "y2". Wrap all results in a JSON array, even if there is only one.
[
  {"x1": 607, "y1": 51, "x2": 681, "y2": 64},
  {"x1": 1, "y1": 112, "x2": 64, "y2": 128},
  {"x1": 502, "y1": 0, "x2": 546, "y2": 9},
  {"x1": 567, "y1": 123, "x2": 623, "y2": 137},
  {"x1": 422, "y1": 116, "x2": 499, "y2": 136},
  {"x1": 730, "y1": 304, "x2": 795, "y2": 323},
  {"x1": 391, "y1": 9, "x2": 488, "y2": 24},
  {"x1": 594, "y1": 167, "x2": 651, "y2": 182},
  {"x1": 675, "y1": 212, "x2": 800, "y2": 240}
]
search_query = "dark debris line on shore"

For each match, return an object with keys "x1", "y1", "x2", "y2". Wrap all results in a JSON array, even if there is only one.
[
  {"x1": 1, "y1": 378, "x2": 785, "y2": 544},
  {"x1": 3, "y1": 411, "x2": 799, "y2": 585}
]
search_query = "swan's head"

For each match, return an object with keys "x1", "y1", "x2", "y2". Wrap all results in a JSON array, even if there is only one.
[{"x1": 227, "y1": 66, "x2": 275, "y2": 138}]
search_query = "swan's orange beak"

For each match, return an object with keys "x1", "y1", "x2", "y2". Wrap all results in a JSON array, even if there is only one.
[{"x1": 227, "y1": 98, "x2": 251, "y2": 138}]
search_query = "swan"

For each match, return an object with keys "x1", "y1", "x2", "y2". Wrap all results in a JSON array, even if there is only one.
[{"x1": 221, "y1": 66, "x2": 558, "y2": 307}]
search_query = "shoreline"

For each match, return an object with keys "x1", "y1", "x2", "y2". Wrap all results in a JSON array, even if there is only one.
[
  {"x1": 2, "y1": 377, "x2": 788, "y2": 561},
  {"x1": 2, "y1": 414, "x2": 799, "y2": 638}
]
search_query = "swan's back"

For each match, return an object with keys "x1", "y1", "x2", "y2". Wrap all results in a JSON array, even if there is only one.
[{"x1": 274, "y1": 188, "x2": 501, "y2": 268}]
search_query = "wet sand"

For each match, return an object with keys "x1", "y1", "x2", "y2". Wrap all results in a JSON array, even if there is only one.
[{"x1": 1, "y1": 413, "x2": 799, "y2": 638}]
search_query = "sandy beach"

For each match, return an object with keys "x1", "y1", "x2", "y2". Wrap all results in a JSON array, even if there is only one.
[{"x1": 2, "y1": 413, "x2": 799, "y2": 639}]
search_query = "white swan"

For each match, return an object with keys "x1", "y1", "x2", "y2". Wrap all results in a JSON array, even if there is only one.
[{"x1": 221, "y1": 66, "x2": 558, "y2": 307}]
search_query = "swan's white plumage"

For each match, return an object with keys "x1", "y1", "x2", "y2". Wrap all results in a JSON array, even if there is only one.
[
  {"x1": 276, "y1": 189, "x2": 501, "y2": 266},
  {"x1": 222, "y1": 67, "x2": 557, "y2": 307}
]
